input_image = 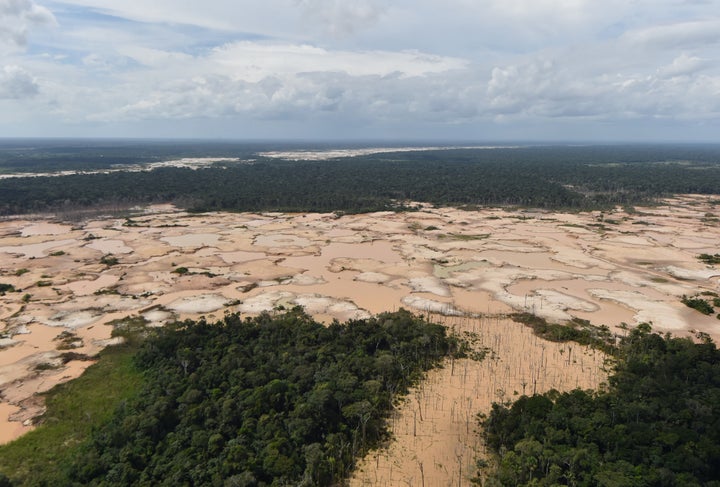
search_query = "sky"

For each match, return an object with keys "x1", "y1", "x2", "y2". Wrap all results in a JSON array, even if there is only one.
[{"x1": 0, "y1": 0, "x2": 719, "y2": 141}]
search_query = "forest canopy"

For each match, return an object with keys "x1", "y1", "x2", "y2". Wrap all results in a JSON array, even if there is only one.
[
  {"x1": 480, "y1": 326, "x2": 720, "y2": 486},
  {"x1": 2, "y1": 144, "x2": 720, "y2": 215},
  {"x1": 2, "y1": 308, "x2": 464, "y2": 487}
]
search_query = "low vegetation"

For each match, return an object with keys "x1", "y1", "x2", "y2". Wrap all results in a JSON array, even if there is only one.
[
  {"x1": 0, "y1": 284, "x2": 16, "y2": 295},
  {"x1": 698, "y1": 253, "x2": 720, "y2": 265},
  {"x1": 509, "y1": 312, "x2": 617, "y2": 354},
  {"x1": 0, "y1": 342, "x2": 143, "y2": 485},
  {"x1": 100, "y1": 254, "x2": 119, "y2": 266},
  {"x1": 682, "y1": 294, "x2": 719, "y2": 318}
]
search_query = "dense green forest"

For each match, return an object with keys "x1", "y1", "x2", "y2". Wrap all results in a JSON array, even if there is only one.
[
  {"x1": 480, "y1": 325, "x2": 720, "y2": 486},
  {"x1": 1, "y1": 143, "x2": 720, "y2": 215},
  {"x1": 0, "y1": 308, "x2": 466, "y2": 486}
]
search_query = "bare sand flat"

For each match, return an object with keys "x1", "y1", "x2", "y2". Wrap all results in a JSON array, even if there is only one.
[{"x1": 1, "y1": 196, "x2": 719, "y2": 470}]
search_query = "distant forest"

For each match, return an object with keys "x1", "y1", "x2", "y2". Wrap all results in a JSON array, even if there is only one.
[{"x1": 1, "y1": 143, "x2": 720, "y2": 215}]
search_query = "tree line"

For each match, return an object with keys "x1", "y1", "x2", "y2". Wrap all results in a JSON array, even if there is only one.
[{"x1": 2, "y1": 145, "x2": 720, "y2": 215}]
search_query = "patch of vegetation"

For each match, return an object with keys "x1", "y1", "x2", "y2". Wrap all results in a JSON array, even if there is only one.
[
  {"x1": 54, "y1": 331, "x2": 83, "y2": 350},
  {"x1": 698, "y1": 253, "x2": 720, "y2": 265},
  {"x1": 682, "y1": 294, "x2": 715, "y2": 315},
  {"x1": 509, "y1": 313, "x2": 616, "y2": 354},
  {"x1": 172, "y1": 267, "x2": 218, "y2": 278},
  {"x1": 0, "y1": 342, "x2": 143, "y2": 485},
  {"x1": 479, "y1": 326, "x2": 720, "y2": 486},
  {"x1": 107, "y1": 315, "x2": 151, "y2": 344},
  {"x1": 49, "y1": 250, "x2": 65, "y2": 256},
  {"x1": 100, "y1": 254, "x2": 119, "y2": 266},
  {"x1": 33, "y1": 362, "x2": 61, "y2": 371},
  {"x1": 439, "y1": 233, "x2": 490, "y2": 241},
  {"x1": 14, "y1": 268, "x2": 29, "y2": 276},
  {"x1": 35, "y1": 280, "x2": 52, "y2": 287},
  {"x1": 0, "y1": 283, "x2": 16, "y2": 295},
  {"x1": 240, "y1": 282, "x2": 259, "y2": 293},
  {"x1": 93, "y1": 287, "x2": 120, "y2": 295},
  {"x1": 649, "y1": 276, "x2": 669, "y2": 283}
]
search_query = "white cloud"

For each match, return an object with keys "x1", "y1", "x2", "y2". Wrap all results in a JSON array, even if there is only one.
[
  {"x1": 296, "y1": 0, "x2": 385, "y2": 36},
  {"x1": 0, "y1": 0, "x2": 56, "y2": 52},
  {"x1": 658, "y1": 52, "x2": 709, "y2": 78},
  {"x1": 208, "y1": 41, "x2": 468, "y2": 82},
  {"x1": 0, "y1": 64, "x2": 39, "y2": 98},
  {"x1": 622, "y1": 19, "x2": 720, "y2": 49},
  {"x1": 1, "y1": 1, "x2": 720, "y2": 139}
]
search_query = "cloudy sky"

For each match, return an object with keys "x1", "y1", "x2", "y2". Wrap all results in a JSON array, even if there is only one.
[{"x1": 1, "y1": 0, "x2": 719, "y2": 141}]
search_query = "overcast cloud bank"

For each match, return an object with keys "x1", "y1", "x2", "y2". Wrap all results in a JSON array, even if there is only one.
[{"x1": 0, "y1": 0, "x2": 718, "y2": 140}]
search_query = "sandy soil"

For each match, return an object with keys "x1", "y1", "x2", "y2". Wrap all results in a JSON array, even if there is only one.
[{"x1": 1, "y1": 196, "x2": 719, "y2": 471}]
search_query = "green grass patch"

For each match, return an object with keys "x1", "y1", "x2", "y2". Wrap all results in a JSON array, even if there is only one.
[{"x1": 0, "y1": 343, "x2": 144, "y2": 485}]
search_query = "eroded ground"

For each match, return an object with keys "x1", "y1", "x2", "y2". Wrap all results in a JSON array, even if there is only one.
[{"x1": 1, "y1": 196, "x2": 719, "y2": 465}]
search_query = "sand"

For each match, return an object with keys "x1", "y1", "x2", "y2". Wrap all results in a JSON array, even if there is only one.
[{"x1": 1, "y1": 195, "x2": 719, "y2": 480}]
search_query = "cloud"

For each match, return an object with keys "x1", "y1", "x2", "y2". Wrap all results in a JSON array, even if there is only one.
[
  {"x1": 208, "y1": 41, "x2": 468, "y2": 82},
  {"x1": 296, "y1": 0, "x2": 384, "y2": 36},
  {"x1": 658, "y1": 53, "x2": 709, "y2": 78},
  {"x1": 622, "y1": 19, "x2": 720, "y2": 49},
  {"x1": 484, "y1": 44, "x2": 720, "y2": 122},
  {"x1": 3, "y1": 1, "x2": 720, "y2": 139},
  {"x1": 83, "y1": 46, "x2": 472, "y2": 123},
  {"x1": 0, "y1": 65, "x2": 39, "y2": 98},
  {"x1": 0, "y1": 0, "x2": 56, "y2": 52}
]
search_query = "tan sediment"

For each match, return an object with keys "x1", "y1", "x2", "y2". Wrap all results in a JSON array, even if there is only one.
[{"x1": 0, "y1": 195, "x2": 717, "y2": 459}]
